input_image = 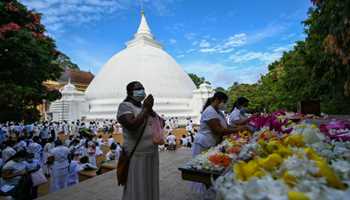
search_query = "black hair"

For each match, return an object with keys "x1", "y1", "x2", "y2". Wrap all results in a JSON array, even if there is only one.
[
  {"x1": 80, "y1": 156, "x2": 89, "y2": 164},
  {"x1": 231, "y1": 97, "x2": 249, "y2": 112},
  {"x1": 54, "y1": 140, "x2": 63, "y2": 147},
  {"x1": 33, "y1": 136, "x2": 40, "y2": 143},
  {"x1": 202, "y1": 92, "x2": 229, "y2": 112},
  {"x1": 110, "y1": 143, "x2": 117, "y2": 150},
  {"x1": 9, "y1": 150, "x2": 27, "y2": 161},
  {"x1": 48, "y1": 137, "x2": 55, "y2": 143},
  {"x1": 126, "y1": 81, "x2": 141, "y2": 96}
]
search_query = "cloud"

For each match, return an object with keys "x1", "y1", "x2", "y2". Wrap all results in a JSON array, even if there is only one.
[
  {"x1": 20, "y1": 0, "x2": 181, "y2": 35},
  {"x1": 247, "y1": 23, "x2": 288, "y2": 44},
  {"x1": 199, "y1": 40, "x2": 210, "y2": 48},
  {"x1": 229, "y1": 45, "x2": 293, "y2": 65},
  {"x1": 197, "y1": 33, "x2": 247, "y2": 54},
  {"x1": 181, "y1": 43, "x2": 296, "y2": 87},
  {"x1": 186, "y1": 49, "x2": 196, "y2": 53},
  {"x1": 20, "y1": 0, "x2": 126, "y2": 35},
  {"x1": 184, "y1": 32, "x2": 197, "y2": 41},
  {"x1": 143, "y1": 0, "x2": 183, "y2": 16},
  {"x1": 169, "y1": 38, "x2": 177, "y2": 44},
  {"x1": 182, "y1": 61, "x2": 265, "y2": 87}
]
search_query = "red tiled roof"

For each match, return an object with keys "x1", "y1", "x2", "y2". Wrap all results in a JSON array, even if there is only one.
[{"x1": 59, "y1": 68, "x2": 94, "y2": 85}]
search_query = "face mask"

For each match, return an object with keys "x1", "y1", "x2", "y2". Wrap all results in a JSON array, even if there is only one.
[
  {"x1": 218, "y1": 102, "x2": 227, "y2": 111},
  {"x1": 132, "y1": 89, "x2": 146, "y2": 102}
]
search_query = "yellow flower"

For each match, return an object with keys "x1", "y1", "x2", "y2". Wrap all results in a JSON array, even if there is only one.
[
  {"x1": 234, "y1": 160, "x2": 266, "y2": 181},
  {"x1": 266, "y1": 140, "x2": 281, "y2": 153},
  {"x1": 234, "y1": 161, "x2": 246, "y2": 181},
  {"x1": 276, "y1": 146, "x2": 293, "y2": 158},
  {"x1": 311, "y1": 124, "x2": 318, "y2": 129},
  {"x1": 315, "y1": 160, "x2": 346, "y2": 190},
  {"x1": 258, "y1": 153, "x2": 283, "y2": 170},
  {"x1": 284, "y1": 134, "x2": 305, "y2": 147},
  {"x1": 283, "y1": 171, "x2": 297, "y2": 187},
  {"x1": 304, "y1": 148, "x2": 323, "y2": 162},
  {"x1": 288, "y1": 191, "x2": 309, "y2": 200}
]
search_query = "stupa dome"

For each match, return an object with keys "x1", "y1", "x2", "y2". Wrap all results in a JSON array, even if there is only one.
[{"x1": 85, "y1": 12, "x2": 197, "y2": 120}]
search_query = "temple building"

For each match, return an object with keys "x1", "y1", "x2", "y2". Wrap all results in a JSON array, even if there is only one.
[
  {"x1": 49, "y1": 80, "x2": 88, "y2": 121},
  {"x1": 44, "y1": 68, "x2": 94, "y2": 92},
  {"x1": 49, "y1": 12, "x2": 213, "y2": 124}
]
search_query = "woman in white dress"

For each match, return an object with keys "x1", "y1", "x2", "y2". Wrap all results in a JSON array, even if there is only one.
[
  {"x1": 117, "y1": 81, "x2": 161, "y2": 200},
  {"x1": 191, "y1": 92, "x2": 247, "y2": 196},
  {"x1": 49, "y1": 140, "x2": 70, "y2": 192}
]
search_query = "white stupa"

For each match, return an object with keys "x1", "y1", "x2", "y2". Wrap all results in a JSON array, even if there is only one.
[{"x1": 76, "y1": 12, "x2": 212, "y2": 124}]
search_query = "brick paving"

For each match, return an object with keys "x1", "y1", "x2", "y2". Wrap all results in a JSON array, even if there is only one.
[{"x1": 37, "y1": 148, "x2": 200, "y2": 200}]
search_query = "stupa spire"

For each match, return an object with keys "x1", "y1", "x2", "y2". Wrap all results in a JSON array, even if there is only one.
[
  {"x1": 126, "y1": 10, "x2": 162, "y2": 49},
  {"x1": 136, "y1": 10, "x2": 152, "y2": 38}
]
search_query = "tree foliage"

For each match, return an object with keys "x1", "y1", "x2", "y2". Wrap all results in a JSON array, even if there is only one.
[
  {"x1": 0, "y1": 0, "x2": 63, "y2": 122},
  {"x1": 188, "y1": 73, "x2": 210, "y2": 88},
  {"x1": 54, "y1": 52, "x2": 79, "y2": 70},
  {"x1": 227, "y1": 0, "x2": 350, "y2": 114}
]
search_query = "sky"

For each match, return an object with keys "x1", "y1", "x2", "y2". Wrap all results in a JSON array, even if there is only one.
[{"x1": 20, "y1": 0, "x2": 312, "y2": 88}]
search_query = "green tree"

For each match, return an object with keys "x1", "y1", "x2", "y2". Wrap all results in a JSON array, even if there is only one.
[
  {"x1": 0, "y1": 0, "x2": 63, "y2": 122},
  {"x1": 188, "y1": 73, "x2": 210, "y2": 88},
  {"x1": 235, "y1": 0, "x2": 350, "y2": 114},
  {"x1": 215, "y1": 87, "x2": 226, "y2": 93},
  {"x1": 54, "y1": 52, "x2": 79, "y2": 70}
]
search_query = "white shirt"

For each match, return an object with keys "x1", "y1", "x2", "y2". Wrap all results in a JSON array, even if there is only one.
[
  {"x1": 229, "y1": 107, "x2": 245, "y2": 126},
  {"x1": 2, "y1": 146, "x2": 16, "y2": 162},
  {"x1": 108, "y1": 138, "x2": 115, "y2": 146},
  {"x1": 97, "y1": 138, "x2": 104, "y2": 146},
  {"x1": 180, "y1": 138, "x2": 188, "y2": 146},
  {"x1": 195, "y1": 105, "x2": 228, "y2": 149},
  {"x1": 27, "y1": 142, "x2": 42, "y2": 161},
  {"x1": 13, "y1": 140, "x2": 27, "y2": 152},
  {"x1": 68, "y1": 160, "x2": 82, "y2": 185},
  {"x1": 50, "y1": 146, "x2": 70, "y2": 169},
  {"x1": 166, "y1": 135, "x2": 176, "y2": 145}
]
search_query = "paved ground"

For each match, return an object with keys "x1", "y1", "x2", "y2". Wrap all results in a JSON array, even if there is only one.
[{"x1": 37, "y1": 148, "x2": 201, "y2": 200}]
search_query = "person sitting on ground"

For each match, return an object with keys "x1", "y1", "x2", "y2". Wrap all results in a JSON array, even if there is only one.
[
  {"x1": 79, "y1": 156, "x2": 97, "y2": 170},
  {"x1": 107, "y1": 135, "x2": 115, "y2": 147},
  {"x1": 97, "y1": 135, "x2": 104, "y2": 146},
  {"x1": 13, "y1": 136, "x2": 27, "y2": 152},
  {"x1": 86, "y1": 141, "x2": 98, "y2": 167},
  {"x1": 180, "y1": 135, "x2": 188, "y2": 147},
  {"x1": 2, "y1": 140, "x2": 16, "y2": 163},
  {"x1": 105, "y1": 143, "x2": 119, "y2": 161},
  {"x1": 166, "y1": 133, "x2": 177, "y2": 150},
  {"x1": 0, "y1": 150, "x2": 34, "y2": 200}
]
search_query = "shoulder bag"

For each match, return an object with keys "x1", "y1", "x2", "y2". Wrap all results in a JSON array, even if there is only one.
[{"x1": 116, "y1": 120, "x2": 147, "y2": 186}]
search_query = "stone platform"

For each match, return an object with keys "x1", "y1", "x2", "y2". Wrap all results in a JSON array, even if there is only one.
[{"x1": 37, "y1": 148, "x2": 200, "y2": 200}]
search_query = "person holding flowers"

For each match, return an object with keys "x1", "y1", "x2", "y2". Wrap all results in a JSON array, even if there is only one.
[{"x1": 191, "y1": 92, "x2": 247, "y2": 196}]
